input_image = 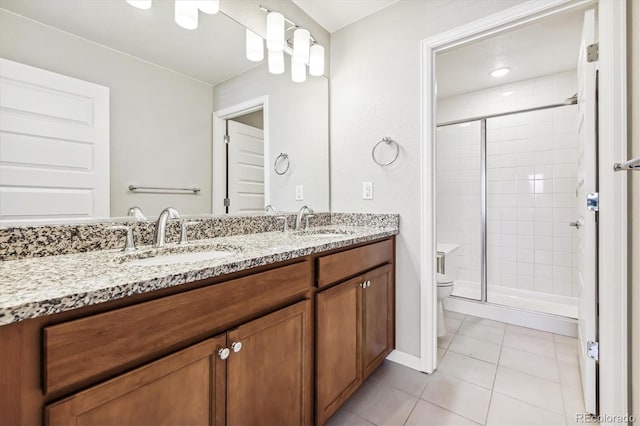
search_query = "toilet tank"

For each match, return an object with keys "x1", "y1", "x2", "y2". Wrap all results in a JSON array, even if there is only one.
[{"x1": 436, "y1": 243, "x2": 458, "y2": 281}]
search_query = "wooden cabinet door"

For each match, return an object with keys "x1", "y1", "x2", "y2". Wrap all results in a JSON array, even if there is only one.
[
  {"x1": 45, "y1": 335, "x2": 227, "y2": 426},
  {"x1": 316, "y1": 276, "x2": 362, "y2": 425},
  {"x1": 362, "y1": 264, "x2": 394, "y2": 378},
  {"x1": 226, "y1": 300, "x2": 313, "y2": 426}
]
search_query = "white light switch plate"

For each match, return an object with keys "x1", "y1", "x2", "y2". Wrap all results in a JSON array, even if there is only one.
[
  {"x1": 362, "y1": 182, "x2": 373, "y2": 200},
  {"x1": 295, "y1": 185, "x2": 304, "y2": 201}
]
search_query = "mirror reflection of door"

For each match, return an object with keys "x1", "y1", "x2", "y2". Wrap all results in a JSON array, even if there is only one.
[{"x1": 226, "y1": 111, "x2": 265, "y2": 214}]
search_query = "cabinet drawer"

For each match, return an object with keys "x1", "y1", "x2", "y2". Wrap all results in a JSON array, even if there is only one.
[
  {"x1": 43, "y1": 261, "x2": 312, "y2": 394},
  {"x1": 316, "y1": 239, "x2": 393, "y2": 288}
]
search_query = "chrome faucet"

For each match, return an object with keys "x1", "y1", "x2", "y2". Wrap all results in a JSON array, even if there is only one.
[
  {"x1": 154, "y1": 207, "x2": 180, "y2": 248},
  {"x1": 264, "y1": 204, "x2": 276, "y2": 214},
  {"x1": 295, "y1": 205, "x2": 314, "y2": 231},
  {"x1": 127, "y1": 206, "x2": 146, "y2": 220}
]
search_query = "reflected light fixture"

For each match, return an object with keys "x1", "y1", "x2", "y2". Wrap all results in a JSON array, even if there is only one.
[
  {"x1": 490, "y1": 67, "x2": 511, "y2": 78},
  {"x1": 246, "y1": 29, "x2": 264, "y2": 62},
  {"x1": 268, "y1": 50, "x2": 285, "y2": 74},
  {"x1": 501, "y1": 90, "x2": 514, "y2": 96},
  {"x1": 266, "y1": 12, "x2": 285, "y2": 52},
  {"x1": 309, "y1": 44, "x2": 325, "y2": 76},
  {"x1": 293, "y1": 28, "x2": 310, "y2": 64},
  {"x1": 291, "y1": 57, "x2": 306, "y2": 83},
  {"x1": 126, "y1": 0, "x2": 152, "y2": 9},
  {"x1": 175, "y1": 0, "x2": 199, "y2": 30},
  {"x1": 197, "y1": 0, "x2": 219, "y2": 14}
]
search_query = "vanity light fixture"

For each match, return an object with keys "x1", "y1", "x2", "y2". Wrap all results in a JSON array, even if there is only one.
[
  {"x1": 267, "y1": 12, "x2": 285, "y2": 52},
  {"x1": 268, "y1": 50, "x2": 285, "y2": 74},
  {"x1": 246, "y1": 29, "x2": 264, "y2": 62},
  {"x1": 126, "y1": 0, "x2": 152, "y2": 9},
  {"x1": 309, "y1": 44, "x2": 325, "y2": 76},
  {"x1": 291, "y1": 57, "x2": 306, "y2": 83},
  {"x1": 260, "y1": 5, "x2": 325, "y2": 82},
  {"x1": 175, "y1": 0, "x2": 199, "y2": 30},
  {"x1": 197, "y1": 0, "x2": 219, "y2": 14},
  {"x1": 293, "y1": 28, "x2": 310, "y2": 64},
  {"x1": 490, "y1": 67, "x2": 511, "y2": 78}
]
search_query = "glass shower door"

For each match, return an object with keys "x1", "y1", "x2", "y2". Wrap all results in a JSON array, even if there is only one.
[{"x1": 435, "y1": 120, "x2": 483, "y2": 300}]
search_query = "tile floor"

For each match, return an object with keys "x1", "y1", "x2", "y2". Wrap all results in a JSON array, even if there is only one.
[{"x1": 326, "y1": 310, "x2": 588, "y2": 426}]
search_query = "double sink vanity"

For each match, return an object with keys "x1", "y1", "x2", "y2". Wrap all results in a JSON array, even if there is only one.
[{"x1": 0, "y1": 212, "x2": 398, "y2": 425}]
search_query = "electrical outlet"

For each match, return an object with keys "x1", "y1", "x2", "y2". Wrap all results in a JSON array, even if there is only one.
[
  {"x1": 362, "y1": 182, "x2": 373, "y2": 200},
  {"x1": 295, "y1": 185, "x2": 304, "y2": 201}
]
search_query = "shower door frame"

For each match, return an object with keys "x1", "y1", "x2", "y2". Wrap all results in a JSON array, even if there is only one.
[
  {"x1": 419, "y1": 0, "x2": 628, "y2": 418},
  {"x1": 437, "y1": 100, "x2": 579, "y2": 304}
]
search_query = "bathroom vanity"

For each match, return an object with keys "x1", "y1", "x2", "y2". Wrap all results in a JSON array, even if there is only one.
[{"x1": 0, "y1": 215, "x2": 397, "y2": 425}]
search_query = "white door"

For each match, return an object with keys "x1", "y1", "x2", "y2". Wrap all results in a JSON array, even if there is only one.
[
  {"x1": 0, "y1": 58, "x2": 110, "y2": 223},
  {"x1": 575, "y1": 8, "x2": 597, "y2": 415},
  {"x1": 227, "y1": 120, "x2": 264, "y2": 214}
]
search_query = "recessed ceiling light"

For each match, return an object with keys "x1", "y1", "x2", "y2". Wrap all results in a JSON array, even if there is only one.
[
  {"x1": 501, "y1": 90, "x2": 514, "y2": 96},
  {"x1": 490, "y1": 67, "x2": 511, "y2": 78}
]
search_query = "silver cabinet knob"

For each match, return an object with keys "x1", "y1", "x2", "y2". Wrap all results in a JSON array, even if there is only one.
[
  {"x1": 231, "y1": 341, "x2": 243, "y2": 353},
  {"x1": 367, "y1": 280, "x2": 371, "y2": 288},
  {"x1": 218, "y1": 348, "x2": 230, "y2": 360}
]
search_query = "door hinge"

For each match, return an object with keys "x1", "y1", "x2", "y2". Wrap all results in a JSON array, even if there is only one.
[
  {"x1": 223, "y1": 198, "x2": 230, "y2": 207},
  {"x1": 224, "y1": 135, "x2": 230, "y2": 144},
  {"x1": 587, "y1": 192, "x2": 599, "y2": 212},
  {"x1": 587, "y1": 340, "x2": 599, "y2": 361},
  {"x1": 586, "y1": 43, "x2": 599, "y2": 62}
]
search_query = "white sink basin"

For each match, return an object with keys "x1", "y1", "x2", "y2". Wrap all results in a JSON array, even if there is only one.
[{"x1": 128, "y1": 250, "x2": 235, "y2": 266}]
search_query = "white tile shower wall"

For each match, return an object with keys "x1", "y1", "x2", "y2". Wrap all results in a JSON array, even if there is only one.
[{"x1": 436, "y1": 71, "x2": 579, "y2": 298}]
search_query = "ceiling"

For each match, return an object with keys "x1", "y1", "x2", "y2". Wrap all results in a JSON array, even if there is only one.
[
  {"x1": 436, "y1": 7, "x2": 586, "y2": 98},
  {"x1": 291, "y1": 0, "x2": 399, "y2": 33},
  {"x1": 0, "y1": 0, "x2": 256, "y2": 85}
]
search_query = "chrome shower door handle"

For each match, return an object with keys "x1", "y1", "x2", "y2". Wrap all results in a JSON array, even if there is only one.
[{"x1": 569, "y1": 220, "x2": 583, "y2": 229}]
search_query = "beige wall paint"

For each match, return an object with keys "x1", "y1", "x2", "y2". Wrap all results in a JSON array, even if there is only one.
[
  {"x1": 330, "y1": 0, "x2": 527, "y2": 356},
  {"x1": 231, "y1": 110, "x2": 265, "y2": 130},
  {"x1": 628, "y1": 0, "x2": 639, "y2": 415},
  {"x1": 0, "y1": 10, "x2": 214, "y2": 218}
]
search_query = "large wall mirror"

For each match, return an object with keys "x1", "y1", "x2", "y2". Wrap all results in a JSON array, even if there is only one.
[{"x1": 0, "y1": 0, "x2": 329, "y2": 223}]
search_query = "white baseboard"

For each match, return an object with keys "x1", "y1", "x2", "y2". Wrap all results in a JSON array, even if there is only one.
[
  {"x1": 386, "y1": 349, "x2": 423, "y2": 371},
  {"x1": 444, "y1": 296, "x2": 578, "y2": 337}
]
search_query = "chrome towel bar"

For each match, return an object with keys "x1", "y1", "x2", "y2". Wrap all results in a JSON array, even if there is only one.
[
  {"x1": 128, "y1": 185, "x2": 201, "y2": 194},
  {"x1": 613, "y1": 157, "x2": 640, "y2": 172}
]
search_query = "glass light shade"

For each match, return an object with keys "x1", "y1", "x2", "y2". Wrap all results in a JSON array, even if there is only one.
[
  {"x1": 175, "y1": 1, "x2": 198, "y2": 30},
  {"x1": 489, "y1": 67, "x2": 511, "y2": 78},
  {"x1": 308, "y1": 44, "x2": 325, "y2": 76},
  {"x1": 268, "y1": 50, "x2": 285, "y2": 75},
  {"x1": 126, "y1": 0, "x2": 152, "y2": 9},
  {"x1": 266, "y1": 12, "x2": 285, "y2": 52},
  {"x1": 291, "y1": 56, "x2": 306, "y2": 83},
  {"x1": 196, "y1": 0, "x2": 219, "y2": 14},
  {"x1": 293, "y1": 28, "x2": 310, "y2": 64},
  {"x1": 246, "y1": 29, "x2": 264, "y2": 62}
]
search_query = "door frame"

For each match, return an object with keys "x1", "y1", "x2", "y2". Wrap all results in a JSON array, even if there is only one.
[
  {"x1": 212, "y1": 96, "x2": 270, "y2": 214},
  {"x1": 419, "y1": 0, "x2": 628, "y2": 416}
]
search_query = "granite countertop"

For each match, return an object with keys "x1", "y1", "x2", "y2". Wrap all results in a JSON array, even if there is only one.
[{"x1": 0, "y1": 225, "x2": 397, "y2": 326}]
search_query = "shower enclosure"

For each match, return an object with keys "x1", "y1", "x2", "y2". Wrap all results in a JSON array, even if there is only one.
[{"x1": 436, "y1": 94, "x2": 580, "y2": 318}]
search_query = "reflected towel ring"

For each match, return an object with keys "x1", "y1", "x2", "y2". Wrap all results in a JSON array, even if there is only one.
[
  {"x1": 372, "y1": 137, "x2": 399, "y2": 166},
  {"x1": 274, "y1": 153, "x2": 290, "y2": 175}
]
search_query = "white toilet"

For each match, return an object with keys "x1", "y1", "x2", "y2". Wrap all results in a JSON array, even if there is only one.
[{"x1": 437, "y1": 273, "x2": 454, "y2": 337}]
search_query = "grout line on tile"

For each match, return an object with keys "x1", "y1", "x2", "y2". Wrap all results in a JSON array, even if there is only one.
[{"x1": 492, "y1": 389, "x2": 568, "y2": 418}]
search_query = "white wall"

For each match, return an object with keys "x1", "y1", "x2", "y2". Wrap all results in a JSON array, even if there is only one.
[
  {"x1": 330, "y1": 0, "x2": 527, "y2": 357},
  {"x1": 437, "y1": 72, "x2": 580, "y2": 299},
  {"x1": 0, "y1": 9, "x2": 214, "y2": 218},
  {"x1": 212, "y1": 64, "x2": 329, "y2": 212}
]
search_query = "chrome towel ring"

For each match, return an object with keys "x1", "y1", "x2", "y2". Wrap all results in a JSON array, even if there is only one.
[
  {"x1": 372, "y1": 137, "x2": 399, "y2": 166},
  {"x1": 274, "y1": 153, "x2": 290, "y2": 175}
]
